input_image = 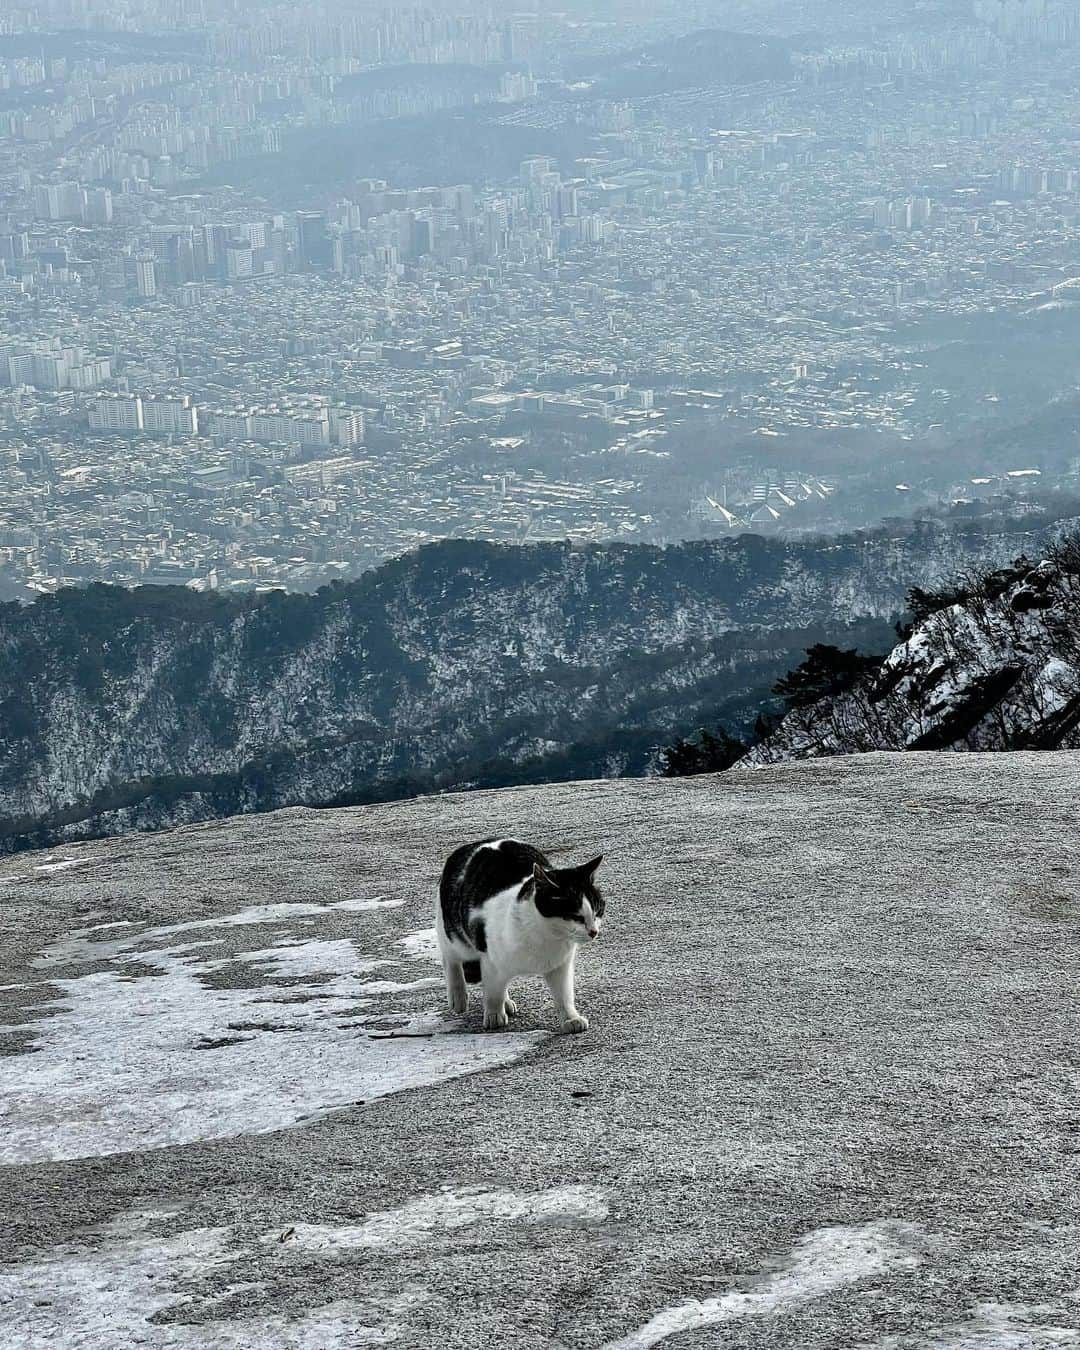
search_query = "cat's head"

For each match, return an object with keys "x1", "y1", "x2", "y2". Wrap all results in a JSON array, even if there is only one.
[{"x1": 521, "y1": 855, "x2": 605, "y2": 942}]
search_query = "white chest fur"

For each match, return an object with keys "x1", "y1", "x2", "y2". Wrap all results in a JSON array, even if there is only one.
[{"x1": 477, "y1": 884, "x2": 575, "y2": 977}]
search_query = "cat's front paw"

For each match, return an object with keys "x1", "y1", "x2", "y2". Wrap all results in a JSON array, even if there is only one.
[
  {"x1": 447, "y1": 991, "x2": 468, "y2": 1014},
  {"x1": 503, "y1": 996, "x2": 519, "y2": 1017},
  {"x1": 561, "y1": 1013, "x2": 589, "y2": 1035},
  {"x1": 483, "y1": 1007, "x2": 510, "y2": 1031}
]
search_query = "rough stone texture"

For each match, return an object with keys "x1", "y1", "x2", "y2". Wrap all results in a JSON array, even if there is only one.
[{"x1": 1, "y1": 752, "x2": 1079, "y2": 1348}]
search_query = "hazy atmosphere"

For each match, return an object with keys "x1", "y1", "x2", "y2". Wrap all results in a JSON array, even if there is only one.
[
  {"x1": 3, "y1": 0, "x2": 1080, "y2": 598},
  {"x1": 3, "y1": 6, "x2": 1080, "y2": 1347}
]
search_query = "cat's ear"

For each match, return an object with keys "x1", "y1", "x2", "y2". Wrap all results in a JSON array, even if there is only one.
[
  {"x1": 517, "y1": 876, "x2": 536, "y2": 902},
  {"x1": 532, "y1": 861, "x2": 556, "y2": 888},
  {"x1": 579, "y1": 854, "x2": 603, "y2": 881}
]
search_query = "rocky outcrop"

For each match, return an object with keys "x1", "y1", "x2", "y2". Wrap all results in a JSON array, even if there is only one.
[
  {"x1": 2, "y1": 754, "x2": 1079, "y2": 1347},
  {"x1": 744, "y1": 544, "x2": 1080, "y2": 765}
]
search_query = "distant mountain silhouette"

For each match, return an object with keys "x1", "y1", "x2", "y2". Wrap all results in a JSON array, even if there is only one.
[{"x1": 567, "y1": 28, "x2": 793, "y2": 95}]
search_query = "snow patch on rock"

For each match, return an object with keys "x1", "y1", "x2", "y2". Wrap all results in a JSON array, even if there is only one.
[
  {"x1": 869, "y1": 1301, "x2": 1080, "y2": 1348},
  {"x1": 1, "y1": 902, "x2": 544, "y2": 1163},
  {"x1": 270, "y1": 1184, "x2": 608, "y2": 1253},
  {"x1": 34, "y1": 894, "x2": 401, "y2": 968},
  {"x1": 34, "y1": 856, "x2": 92, "y2": 874},
  {"x1": 0, "y1": 1187, "x2": 607, "y2": 1345},
  {"x1": 603, "y1": 1220, "x2": 926, "y2": 1350},
  {"x1": 396, "y1": 927, "x2": 439, "y2": 962},
  {"x1": 0, "y1": 1210, "x2": 404, "y2": 1348}
]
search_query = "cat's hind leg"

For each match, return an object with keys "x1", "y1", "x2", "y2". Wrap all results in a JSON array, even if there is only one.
[
  {"x1": 543, "y1": 953, "x2": 588, "y2": 1034},
  {"x1": 436, "y1": 900, "x2": 469, "y2": 1014},
  {"x1": 443, "y1": 956, "x2": 468, "y2": 1014}
]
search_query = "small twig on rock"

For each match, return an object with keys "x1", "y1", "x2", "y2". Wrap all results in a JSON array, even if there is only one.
[{"x1": 367, "y1": 1030, "x2": 436, "y2": 1040}]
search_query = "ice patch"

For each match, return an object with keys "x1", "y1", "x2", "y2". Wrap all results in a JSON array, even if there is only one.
[
  {"x1": 357, "y1": 976, "x2": 443, "y2": 996},
  {"x1": 34, "y1": 857, "x2": 92, "y2": 875},
  {"x1": 1, "y1": 908, "x2": 545, "y2": 1162},
  {"x1": 870, "y1": 1302, "x2": 1080, "y2": 1348},
  {"x1": 220, "y1": 938, "x2": 383, "y2": 980},
  {"x1": 35, "y1": 895, "x2": 402, "y2": 968},
  {"x1": 0, "y1": 1213, "x2": 400, "y2": 1348},
  {"x1": 270, "y1": 1184, "x2": 608, "y2": 1253},
  {"x1": 397, "y1": 928, "x2": 439, "y2": 961},
  {"x1": 603, "y1": 1221, "x2": 925, "y2": 1349}
]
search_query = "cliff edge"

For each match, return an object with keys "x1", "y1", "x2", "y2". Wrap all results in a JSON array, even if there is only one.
[{"x1": 2, "y1": 753, "x2": 1079, "y2": 1348}]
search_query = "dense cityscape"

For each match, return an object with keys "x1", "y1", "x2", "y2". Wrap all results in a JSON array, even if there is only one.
[{"x1": 3, "y1": 0, "x2": 1080, "y2": 594}]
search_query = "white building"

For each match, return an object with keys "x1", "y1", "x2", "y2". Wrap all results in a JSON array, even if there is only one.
[
  {"x1": 142, "y1": 395, "x2": 198, "y2": 435},
  {"x1": 207, "y1": 410, "x2": 253, "y2": 440},
  {"x1": 84, "y1": 187, "x2": 113, "y2": 224},
  {"x1": 32, "y1": 181, "x2": 85, "y2": 221},
  {"x1": 0, "y1": 340, "x2": 110, "y2": 391},
  {"x1": 225, "y1": 243, "x2": 254, "y2": 279},
  {"x1": 89, "y1": 394, "x2": 144, "y2": 432},
  {"x1": 293, "y1": 411, "x2": 331, "y2": 448},
  {"x1": 329, "y1": 406, "x2": 365, "y2": 446},
  {"x1": 250, "y1": 406, "x2": 330, "y2": 448},
  {"x1": 134, "y1": 254, "x2": 157, "y2": 299},
  {"x1": 250, "y1": 411, "x2": 295, "y2": 443}
]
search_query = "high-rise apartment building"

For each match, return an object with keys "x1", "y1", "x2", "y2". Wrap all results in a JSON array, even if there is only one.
[
  {"x1": 329, "y1": 407, "x2": 365, "y2": 446},
  {"x1": 1, "y1": 341, "x2": 111, "y2": 391},
  {"x1": 88, "y1": 394, "x2": 144, "y2": 433},
  {"x1": 207, "y1": 410, "x2": 254, "y2": 440},
  {"x1": 225, "y1": 242, "x2": 254, "y2": 279},
  {"x1": 134, "y1": 254, "x2": 157, "y2": 298},
  {"x1": 520, "y1": 156, "x2": 558, "y2": 184},
  {"x1": 84, "y1": 188, "x2": 113, "y2": 224},
  {"x1": 33, "y1": 181, "x2": 85, "y2": 221},
  {"x1": 296, "y1": 211, "x2": 332, "y2": 269},
  {"x1": 142, "y1": 396, "x2": 198, "y2": 436}
]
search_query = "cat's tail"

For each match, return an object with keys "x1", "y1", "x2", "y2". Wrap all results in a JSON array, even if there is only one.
[{"x1": 462, "y1": 960, "x2": 482, "y2": 984}]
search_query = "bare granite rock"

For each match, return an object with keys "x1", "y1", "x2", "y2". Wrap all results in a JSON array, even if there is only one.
[
  {"x1": 745, "y1": 554, "x2": 1080, "y2": 765},
  {"x1": 1, "y1": 752, "x2": 1079, "y2": 1348}
]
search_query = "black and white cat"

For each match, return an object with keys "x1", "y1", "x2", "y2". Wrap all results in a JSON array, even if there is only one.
[{"x1": 437, "y1": 839, "x2": 604, "y2": 1034}]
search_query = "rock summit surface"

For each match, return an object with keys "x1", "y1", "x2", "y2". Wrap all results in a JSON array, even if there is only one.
[{"x1": 2, "y1": 752, "x2": 1079, "y2": 1348}]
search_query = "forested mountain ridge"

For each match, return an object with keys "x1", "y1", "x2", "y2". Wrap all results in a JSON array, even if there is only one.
[{"x1": 2, "y1": 511, "x2": 1076, "y2": 851}]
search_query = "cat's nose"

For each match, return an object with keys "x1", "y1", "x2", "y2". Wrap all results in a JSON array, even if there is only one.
[{"x1": 587, "y1": 927, "x2": 599, "y2": 939}]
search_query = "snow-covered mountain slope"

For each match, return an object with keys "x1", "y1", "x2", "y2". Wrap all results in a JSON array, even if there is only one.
[
  {"x1": 2, "y1": 515, "x2": 1076, "y2": 850},
  {"x1": 744, "y1": 543, "x2": 1080, "y2": 765}
]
